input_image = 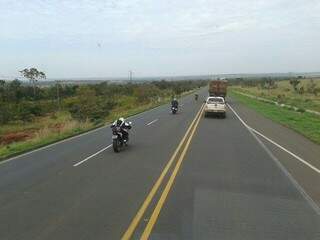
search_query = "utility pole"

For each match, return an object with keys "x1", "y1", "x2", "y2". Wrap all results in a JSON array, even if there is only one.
[{"x1": 129, "y1": 70, "x2": 133, "y2": 81}]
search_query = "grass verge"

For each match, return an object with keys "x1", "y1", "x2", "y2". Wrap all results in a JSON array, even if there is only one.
[
  {"x1": 229, "y1": 79, "x2": 320, "y2": 113},
  {"x1": 230, "y1": 90, "x2": 320, "y2": 144}
]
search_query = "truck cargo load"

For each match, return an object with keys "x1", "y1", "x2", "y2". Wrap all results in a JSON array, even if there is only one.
[{"x1": 209, "y1": 80, "x2": 227, "y2": 98}]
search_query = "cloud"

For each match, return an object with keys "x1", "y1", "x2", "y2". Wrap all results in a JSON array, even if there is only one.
[{"x1": 0, "y1": 0, "x2": 320, "y2": 77}]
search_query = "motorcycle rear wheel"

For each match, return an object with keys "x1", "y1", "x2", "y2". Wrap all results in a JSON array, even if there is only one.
[{"x1": 113, "y1": 139, "x2": 120, "y2": 152}]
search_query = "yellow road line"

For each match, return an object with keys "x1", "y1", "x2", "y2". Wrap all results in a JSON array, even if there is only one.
[
  {"x1": 121, "y1": 104, "x2": 204, "y2": 240},
  {"x1": 140, "y1": 106, "x2": 204, "y2": 239}
]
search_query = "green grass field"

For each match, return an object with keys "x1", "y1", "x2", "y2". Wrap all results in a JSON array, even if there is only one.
[
  {"x1": 230, "y1": 90, "x2": 320, "y2": 144},
  {"x1": 231, "y1": 79, "x2": 320, "y2": 112}
]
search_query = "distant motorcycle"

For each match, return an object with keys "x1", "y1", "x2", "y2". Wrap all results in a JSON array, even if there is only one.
[
  {"x1": 171, "y1": 106, "x2": 178, "y2": 114},
  {"x1": 195, "y1": 94, "x2": 199, "y2": 101},
  {"x1": 111, "y1": 122, "x2": 131, "y2": 152}
]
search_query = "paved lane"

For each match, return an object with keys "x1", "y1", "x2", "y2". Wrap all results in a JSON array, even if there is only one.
[
  {"x1": 0, "y1": 89, "x2": 206, "y2": 240},
  {"x1": 150, "y1": 101, "x2": 320, "y2": 239},
  {"x1": 1, "y1": 90, "x2": 319, "y2": 240},
  {"x1": 228, "y1": 97, "x2": 320, "y2": 206}
]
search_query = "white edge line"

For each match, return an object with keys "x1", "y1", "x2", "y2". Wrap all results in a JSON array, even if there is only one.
[
  {"x1": 250, "y1": 128, "x2": 320, "y2": 215},
  {"x1": 227, "y1": 104, "x2": 320, "y2": 174},
  {"x1": 73, "y1": 144, "x2": 112, "y2": 167},
  {"x1": 0, "y1": 124, "x2": 110, "y2": 165},
  {"x1": 147, "y1": 119, "x2": 159, "y2": 126},
  {"x1": 227, "y1": 103, "x2": 320, "y2": 214},
  {"x1": 249, "y1": 127, "x2": 320, "y2": 174}
]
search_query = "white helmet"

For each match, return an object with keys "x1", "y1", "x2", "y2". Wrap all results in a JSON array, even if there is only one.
[{"x1": 116, "y1": 117, "x2": 125, "y2": 125}]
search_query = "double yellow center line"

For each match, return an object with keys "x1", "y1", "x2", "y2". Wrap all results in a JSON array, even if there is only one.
[{"x1": 122, "y1": 104, "x2": 205, "y2": 240}]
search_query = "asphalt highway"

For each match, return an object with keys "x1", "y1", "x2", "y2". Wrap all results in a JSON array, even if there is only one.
[{"x1": 0, "y1": 88, "x2": 319, "y2": 240}]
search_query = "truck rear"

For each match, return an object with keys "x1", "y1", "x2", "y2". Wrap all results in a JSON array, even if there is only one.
[{"x1": 209, "y1": 80, "x2": 227, "y2": 98}]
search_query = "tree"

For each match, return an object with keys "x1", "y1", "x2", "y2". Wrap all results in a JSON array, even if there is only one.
[
  {"x1": 0, "y1": 80, "x2": 5, "y2": 102},
  {"x1": 289, "y1": 78, "x2": 300, "y2": 92},
  {"x1": 8, "y1": 79, "x2": 23, "y2": 103},
  {"x1": 20, "y1": 68, "x2": 46, "y2": 99},
  {"x1": 69, "y1": 86, "x2": 111, "y2": 121}
]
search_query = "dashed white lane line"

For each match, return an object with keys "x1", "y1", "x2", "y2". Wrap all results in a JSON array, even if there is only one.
[
  {"x1": 75, "y1": 118, "x2": 159, "y2": 167},
  {"x1": 73, "y1": 144, "x2": 112, "y2": 167},
  {"x1": 147, "y1": 119, "x2": 159, "y2": 126},
  {"x1": 227, "y1": 104, "x2": 320, "y2": 174}
]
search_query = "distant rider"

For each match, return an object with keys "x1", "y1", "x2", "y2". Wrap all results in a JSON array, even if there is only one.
[
  {"x1": 195, "y1": 93, "x2": 199, "y2": 101},
  {"x1": 171, "y1": 97, "x2": 179, "y2": 109},
  {"x1": 111, "y1": 117, "x2": 132, "y2": 143}
]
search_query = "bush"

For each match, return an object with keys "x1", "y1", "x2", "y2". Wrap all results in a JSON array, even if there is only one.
[
  {"x1": 307, "y1": 79, "x2": 317, "y2": 95},
  {"x1": 298, "y1": 86, "x2": 305, "y2": 95},
  {"x1": 0, "y1": 104, "x2": 13, "y2": 124},
  {"x1": 289, "y1": 79, "x2": 300, "y2": 92},
  {"x1": 68, "y1": 86, "x2": 115, "y2": 122},
  {"x1": 284, "y1": 106, "x2": 295, "y2": 111},
  {"x1": 277, "y1": 94, "x2": 286, "y2": 104},
  {"x1": 133, "y1": 84, "x2": 161, "y2": 103}
]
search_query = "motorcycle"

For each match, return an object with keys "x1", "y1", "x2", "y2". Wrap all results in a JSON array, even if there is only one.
[
  {"x1": 111, "y1": 122, "x2": 131, "y2": 152},
  {"x1": 195, "y1": 94, "x2": 199, "y2": 101},
  {"x1": 171, "y1": 106, "x2": 178, "y2": 114}
]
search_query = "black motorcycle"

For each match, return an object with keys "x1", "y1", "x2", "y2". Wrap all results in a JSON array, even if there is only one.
[
  {"x1": 171, "y1": 106, "x2": 178, "y2": 114},
  {"x1": 111, "y1": 123, "x2": 131, "y2": 152}
]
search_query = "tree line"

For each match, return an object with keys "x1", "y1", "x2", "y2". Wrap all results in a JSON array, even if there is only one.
[{"x1": 0, "y1": 77, "x2": 207, "y2": 124}]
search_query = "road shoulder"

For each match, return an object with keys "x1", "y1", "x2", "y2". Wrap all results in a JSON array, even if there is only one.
[{"x1": 228, "y1": 97, "x2": 320, "y2": 207}]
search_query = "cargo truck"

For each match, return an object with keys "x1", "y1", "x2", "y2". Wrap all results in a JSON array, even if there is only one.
[{"x1": 209, "y1": 80, "x2": 227, "y2": 98}]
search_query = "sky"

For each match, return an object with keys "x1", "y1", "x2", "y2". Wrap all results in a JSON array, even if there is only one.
[{"x1": 0, "y1": 0, "x2": 320, "y2": 79}]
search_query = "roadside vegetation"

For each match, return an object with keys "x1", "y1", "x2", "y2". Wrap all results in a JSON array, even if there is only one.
[
  {"x1": 229, "y1": 77, "x2": 320, "y2": 112},
  {"x1": 0, "y1": 69, "x2": 207, "y2": 159},
  {"x1": 228, "y1": 77, "x2": 320, "y2": 144}
]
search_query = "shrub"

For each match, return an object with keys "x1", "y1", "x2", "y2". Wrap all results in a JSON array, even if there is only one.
[
  {"x1": 298, "y1": 86, "x2": 305, "y2": 95},
  {"x1": 277, "y1": 94, "x2": 286, "y2": 103},
  {"x1": 296, "y1": 108, "x2": 306, "y2": 113},
  {"x1": 289, "y1": 79, "x2": 300, "y2": 92},
  {"x1": 306, "y1": 79, "x2": 317, "y2": 95},
  {"x1": 68, "y1": 86, "x2": 114, "y2": 122}
]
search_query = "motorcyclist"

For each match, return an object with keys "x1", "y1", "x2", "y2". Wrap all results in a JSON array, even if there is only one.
[
  {"x1": 171, "y1": 97, "x2": 179, "y2": 109},
  {"x1": 195, "y1": 93, "x2": 199, "y2": 101},
  {"x1": 111, "y1": 117, "x2": 132, "y2": 143}
]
